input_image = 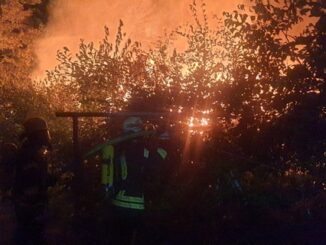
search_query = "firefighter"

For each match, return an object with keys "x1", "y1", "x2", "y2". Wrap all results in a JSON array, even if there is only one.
[
  {"x1": 12, "y1": 117, "x2": 52, "y2": 245},
  {"x1": 100, "y1": 116, "x2": 168, "y2": 244},
  {"x1": 0, "y1": 142, "x2": 17, "y2": 202}
]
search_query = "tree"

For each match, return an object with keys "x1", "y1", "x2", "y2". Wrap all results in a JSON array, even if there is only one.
[
  {"x1": 0, "y1": 0, "x2": 46, "y2": 140},
  {"x1": 42, "y1": 21, "x2": 151, "y2": 112},
  {"x1": 40, "y1": 0, "x2": 325, "y2": 167}
]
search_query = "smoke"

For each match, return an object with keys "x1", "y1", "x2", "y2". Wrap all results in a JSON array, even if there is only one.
[{"x1": 32, "y1": 0, "x2": 243, "y2": 78}]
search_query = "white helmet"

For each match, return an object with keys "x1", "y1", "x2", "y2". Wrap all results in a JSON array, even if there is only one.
[
  {"x1": 159, "y1": 131, "x2": 170, "y2": 140},
  {"x1": 123, "y1": 116, "x2": 143, "y2": 134}
]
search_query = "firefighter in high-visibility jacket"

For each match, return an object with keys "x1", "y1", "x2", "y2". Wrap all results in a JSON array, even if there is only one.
[{"x1": 101, "y1": 116, "x2": 168, "y2": 244}]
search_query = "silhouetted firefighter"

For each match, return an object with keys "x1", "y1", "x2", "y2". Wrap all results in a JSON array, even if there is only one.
[
  {"x1": 86, "y1": 116, "x2": 169, "y2": 244},
  {"x1": 0, "y1": 142, "x2": 17, "y2": 202},
  {"x1": 12, "y1": 117, "x2": 52, "y2": 245}
]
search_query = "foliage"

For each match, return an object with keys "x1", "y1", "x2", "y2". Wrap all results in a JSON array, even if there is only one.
[
  {"x1": 0, "y1": 0, "x2": 49, "y2": 140},
  {"x1": 42, "y1": 21, "x2": 148, "y2": 112},
  {"x1": 221, "y1": 0, "x2": 326, "y2": 167}
]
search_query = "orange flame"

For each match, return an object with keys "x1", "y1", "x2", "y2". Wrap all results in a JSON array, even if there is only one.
[{"x1": 32, "y1": 0, "x2": 244, "y2": 79}]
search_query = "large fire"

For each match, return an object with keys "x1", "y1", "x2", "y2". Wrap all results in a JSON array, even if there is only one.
[{"x1": 33, "y1": 0, "x2": 245, "y2": 78}]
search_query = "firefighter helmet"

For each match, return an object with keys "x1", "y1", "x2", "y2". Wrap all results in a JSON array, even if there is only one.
[
  {"x1": 159, "y1": 131, "x2": 170, "y2": 140},
  {"x1": 123, "y1": 116, "x2": 143, "y2": 134},
  {"x1": 23, "y1": 117, "x2": 49, "y2": 136}
]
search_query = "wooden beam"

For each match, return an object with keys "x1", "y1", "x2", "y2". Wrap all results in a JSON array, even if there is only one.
[
  {"x1": 56, "y1": 111, "x2": 168, "y2": 118},
  {"x1": 72, "y1": 116, "x2": 80, "y2": 170}
]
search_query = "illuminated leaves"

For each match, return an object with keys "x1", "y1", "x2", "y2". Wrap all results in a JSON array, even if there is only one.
[
  {"x1": 36, "y1": 0, "x2": 325, "y2": 164},
  {"x1": 0, "y1": 0, "x2": 41, "y2": 127},
  {"x1": 41, "y1": 21, "x2": 149, "y2": 112}
]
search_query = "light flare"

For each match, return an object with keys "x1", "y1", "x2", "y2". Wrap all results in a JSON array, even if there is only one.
[{"x1": 187, "y1": 116, "x2": 211, "y2": 130}]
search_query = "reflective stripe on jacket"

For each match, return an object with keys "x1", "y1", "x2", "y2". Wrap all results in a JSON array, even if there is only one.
[
  {"x1": 101, "y1": 145, "x2": 114, "y2": 187},
  {"x1": 112, "y1": 190, "x2": 145, "y2": 210}
]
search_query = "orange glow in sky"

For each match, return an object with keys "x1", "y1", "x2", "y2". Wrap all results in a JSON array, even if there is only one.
[{"x1": 33, "y1": 0, "x2": 245, "y2": 78}]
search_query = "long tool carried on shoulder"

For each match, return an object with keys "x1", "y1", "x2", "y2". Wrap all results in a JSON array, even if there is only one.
[{"x1": 83, "y1": 130, "x2": 156, "y2": 159}]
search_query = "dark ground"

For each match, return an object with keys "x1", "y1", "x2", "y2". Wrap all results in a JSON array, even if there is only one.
[
  {"x1": 1, "y1": 199, "x2": 326, "y2": 244},
  {"x1": 0, "y1": 199, "x2": 75, "y2": 244}
]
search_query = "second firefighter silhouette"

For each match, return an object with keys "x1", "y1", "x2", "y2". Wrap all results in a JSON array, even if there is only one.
[
  {"x1": 12, "y1": 117, "x2": 52, "y2": 245},
  {"x1": 100, "y1": 116, "x2": 168, "y2": 244}
]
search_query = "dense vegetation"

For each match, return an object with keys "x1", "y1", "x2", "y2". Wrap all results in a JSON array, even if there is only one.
[{"x1": 1, "y1": 0, "x2": 325, "y2": 243}]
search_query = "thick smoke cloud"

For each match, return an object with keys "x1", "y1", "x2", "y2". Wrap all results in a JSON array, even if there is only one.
[{"x1": 33, "y1": 0, "x2": 244, "y2": 78}]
